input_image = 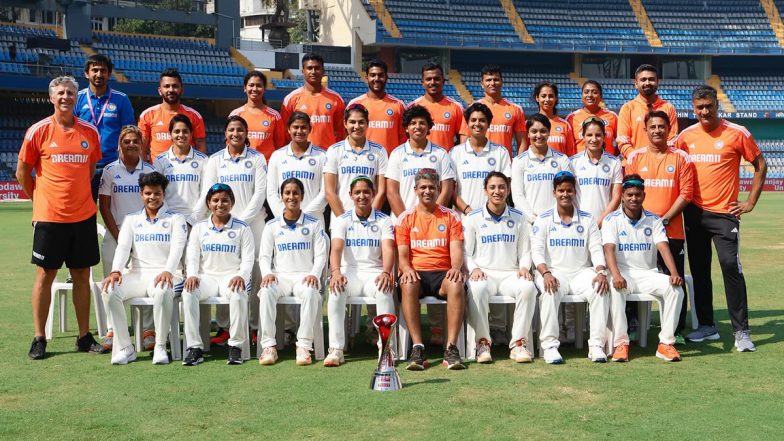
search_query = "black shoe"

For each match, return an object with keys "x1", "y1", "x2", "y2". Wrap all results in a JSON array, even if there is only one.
[
  {"x1": 28, "y1": 337, "x2": 47, "y2": 360},
  {"x1": 406, "y1": 344, "x2": 428, "y2": 370},
  {"x1": 444, "y1": 344, "x2": 466, "y2": 370},
  {"x1": 75, "y1": 332, "x2": 104, "y2": 353},
  {"x1": 182, "y1": 347, "x2": 204, "y2": 366},
  {"x1": 227, "y1": 346, "x2": 243, "y2": 365}
]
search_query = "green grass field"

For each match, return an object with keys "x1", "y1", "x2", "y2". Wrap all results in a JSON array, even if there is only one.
[{"x1": 0, "y1": 195, "x2": 782, "y2": 440}]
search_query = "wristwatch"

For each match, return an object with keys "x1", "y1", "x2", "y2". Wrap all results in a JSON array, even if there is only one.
[{"x1": 662, "y1": 218, "x2": 670, "y2": 226}]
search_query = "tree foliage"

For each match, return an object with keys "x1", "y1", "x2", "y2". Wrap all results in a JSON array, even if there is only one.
[{"x1": 112, "y1": 0, "x2": 214, "y2": 38}]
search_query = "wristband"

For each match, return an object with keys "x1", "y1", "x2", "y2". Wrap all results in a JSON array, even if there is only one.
[
  {"x1": 381, "y1": 271, "x2": 391, "y2": 277},
  {"x1": 464, "y1": 206, "x2": 471, "y2": 214},
  {"x1": 541, "y1": 271, "x2": 551, "y2": 276}
]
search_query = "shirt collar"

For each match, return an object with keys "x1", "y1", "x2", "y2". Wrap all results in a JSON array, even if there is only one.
[
  {"x1": 404, "y1": 140, "x2": 433, "y2": 156},
  {"x1": 285, "y1": 143, "x2": 314, "y2": 158},
  {"x1": 221, "y1": 147, "x2": 248, "y2": 161},
  {"x1": 120, "y1": 158, "x2": 145, "y2": 172},
  {"x1": 482, "y1": 205, "x2": 510, "y2": 220},
  {"x1": 527, "y1": 147, "x2": 554, "y2": 160},
  {"x1": 278, "y1": 211, "x2": 306, "y2": 227},
  {"x1": 462, "y1": 139, "x2": 490, "y2": 154},
  {"x1": 550, "y1": 204, "x2": 583, "y2": 226},
  {"x1": 209, "y1": 215, "x2": 234, "y2": 232},
  {"x1": 343, "y1": 139, "x2": 371, "y2": 154},
  {"x1": 621, "y1": 208, "x2": 648, "y2": 226},
  {"x1": 88, "y1": 87, "x2": 111, "y2": 100},
  {"x1": 168, "y1": 146, "x2": 195, "y2": 162},
  {"x1": 634, "y1": 95, "x2": 663, "y2": 108},
  {"x1": 351, "y1": 208, "x2": 378, "y2": 222}
]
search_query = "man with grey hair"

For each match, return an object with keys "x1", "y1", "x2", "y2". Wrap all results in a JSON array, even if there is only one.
[
  {"x1": 17, "y1": 76, "x2": 103, "y2": 359},
  {"x1": 395, "y1": 168, "x2": 466, "y2": 370}
]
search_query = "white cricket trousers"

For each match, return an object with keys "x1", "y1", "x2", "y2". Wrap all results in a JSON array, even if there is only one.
[
  {"x1": 535, "y1": 267, "x2": 610, "y2": 349},
  {"x1": 102, "y1": 234, "x2": 155, "y2": 333},
  {"x1": 102, "y1": 271, "x2": 178, "y2": 350},
  {"x1": 216, "y1": 218, "x2": 263, "y2": 330},
  {"x1": 258, "y1": 272, "x2": 321, "y2": 350},
  {"x1": 609, "y1": 269, "x2": 684, "y2": 346},
  {"x1": 183, "y1": 274, "x2": 249, "y2": 349},
  {"x1": 467, "y1": 269, "x2": 537, "y2": 348},
  {"x1": 327, "y1": 270, "x2": 396, "y2": 350}
]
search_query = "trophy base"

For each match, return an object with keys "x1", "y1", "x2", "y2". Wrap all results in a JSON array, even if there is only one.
[{"x1": 370, "y1": 370, "x2": 402, "y2": 391}]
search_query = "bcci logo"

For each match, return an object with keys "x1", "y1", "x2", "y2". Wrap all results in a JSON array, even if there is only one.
[
  {"x1": 80, "y1": 140, "x2": 89, "y2": 149},
  {"x1": 532, "y1": 226, "x2": 539, "y2": 235},
  {"x1": 107, "y1": 103, "x2": 117, "y2": 111},
  {"x1": 555, "y1": 127, "x2": 563, "y2": 132},
  {"x1": 505, "y1": 112, "x2": 512, "y2": 120},
  {"x1": 386, "y1": 108, "x2": 394, "y2": 116},
  {"x1": 368, "y1": 153, "x2": 375, "y2": 162},
  {"x1": 506, "y1": 220, "x2": 515, "y2": 229},
  {"x1": 429, "y1": 155, "x2": 437, "y2": 163},
  {"x1": 715, "y1": 140, "x2": 724, "y2": 150},
  {"x1": 228, "y1": 231, "x2": 237, "y2": 239},
  {"x1": 444, "y1": 111, "x2": 451, "y2": 119},
  {"x1": 644, "y1": 227, "x2": 652, "y2": 237},
  {"x1": 551, "y1": 160, "x2": 558, "y2": 168},
  {"x1": 191, "y1": 161, "x2": 199, "y2": 169},
  {"x1": 488, "y1": 157, "x2": 497, "y2": 166},
  {"x1": 576, "y1": 225, "x2": 585, "y2": 234},
  {"x1": 162, "y1": 221, "x2": 170, "y2": 228},
  {"x1": 326, "y1": 103, "x2": 332, "y2": 110},
  {"x1": 437, "y1": 224, "x2": 446, "y2": 232},
  {"x1": 667, "y1": 165, "x2": 675, "y2": 173},
  {"x1": 602, "y1": 164, "x2": 611, "y2": 173},
  {"x1": 370, "y1": 224, "x2": 380, "y2": 233},
  {"x1": 301, "y1": 227, "x2": 310, "y2": 236},
  {"x1": 245, "y1": 160, "x2": 253, "y2": 169},
  {"x1": 263, "y1": 120, "x2": 270, "y2": 127},
  {"x1": 308, "y1": 158, "x2": 317, "y2": 166}
]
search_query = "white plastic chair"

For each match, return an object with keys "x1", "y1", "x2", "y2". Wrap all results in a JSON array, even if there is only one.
[
  {"x1": 182, "y1": 297, "x2": 251, "y2": 361},
  {"x1": 397, "y1": 296, "x2": 466, "y2": 361},
  {"x1": 465, "y1": 295, "x2": 535, "y2": 361},
  {"x1": 685, "y1": 275, "x2": 697, "y2": 329},
  {"x1": 127, "y1": 296, "x2": 183, "y2": 360},
  {"x1": 45, "y1": 223, "x2": 108, "y2": 340}
]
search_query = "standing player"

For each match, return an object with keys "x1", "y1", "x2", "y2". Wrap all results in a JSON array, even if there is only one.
[
  {"x1": 324, "y1": 104, "x2": 388, "y2": 224},
  {"x1": 459, "y1": 64, "x2": 527, "y2": 156},
  {"x1": 396, "y1": 169, "x2": 466, "y2": 370},
  {"x1": 626, "y1": 111, "x2": 694, "y2": 342},
  {"x1": 409, "y1": 63, "x2": 464, "y2": 151},
  {"x1": 533, "y1": 82, "x2": 576, "y2": 156},
  {"x1": 17, "y1": 76, "x2": 103, "y2": 359},
  {"x1": 154, "y1": 114, "x2": 208, "y2": 225},
  {"x1": 617, "y1": 64, "x2": 678, "y2": 158},
  {"x1": 463, "y1": 172, "x2": 537, "y2": 363},
  {"x1": 387, "y1": 105, "x2": 456, "y2": 218},
  {"x1": 567, "y1": 80, "x2": 618, "y2": 155},
  {"x1": 347, "y1": 59, "x2": 406, "y2": 155},
  {"x1": 511, "y1": 114, "x2": 574, "y2": 224},
  {"x1": 182, "y1": 184, "x2": 255, "y2": 365},
  {"x1": 229, "y1": 71, "x2": 285, "y2": 161},
  {"x1": 603, "y1": 174, "x2": 685, "y2": 362},
  {"x1": 280, "y1": 53, "x2": 346, "y2": 148},
  {"x1": 325, "y1": 176, "x2": 396, "y2": 366},
  {"x1": 571, "y1": 117, "x2": 622, "y2": 226},
  {"x1": 267, "y1": 112, "x2": 327, "y2": 222},
  {"x1": 75, "y1": 54, "x2": 135, "y2": 200},
  {"x1": 531, "y1": 171, "x2": 610, "y2": 364},
  {"x1": 100, "y1": 172, "x2": 188, "y2": 365},
  {"x1": 258, "y1": 178, "x2": 329, "y2": 366},
  {"x1": 451, "y1": 102, "x2": 512, "y2": 216},
  {"x1": 676, "y1": 86, "x2": 767, "y2": 351},
  {"x1": 138, "y1": 68, "x2": 206, "y2": 162}
]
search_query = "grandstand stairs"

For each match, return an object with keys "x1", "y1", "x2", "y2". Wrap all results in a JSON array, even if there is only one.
[
  {"x1": 81, "y1": 43, "x2": 129, "y2": 82},
  {"x1": 368, "y1": 0, "x2": 402, "y2": 38},
  {"x1": 707, "y1": 75, "x2": 737, "y2": 113},
  {"x1": 229, "y1": 47, "x2": 254, "y2": 73},
  {"x1": 498, "y1": 0, "x2": 535, "y2": 44},
  {"x1": 628, "y1": 0, "x2": 662, "y2": 48},
  {"x1": 448, "y1": 69, "x2": 475, "y2": 104},
  {"x1": 760, "y1": 0, "x2": 784, "y2": 48}
]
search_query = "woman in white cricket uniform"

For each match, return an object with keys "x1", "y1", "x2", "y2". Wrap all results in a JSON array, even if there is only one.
[
  {"x1": 531, "y1": 171, "x2": 610, "y2": 364},
  {"x1": 511, "y1": 114, "x2": 574, "y2": 224},
  {"x1": 570, "y1": 117, "x2": 622, "y2": 227},
  {"x1": 464, "y1": 172, "x2": 537, "y2": 364},
  {"x1": 325, "y1": 176, "x2": 395, "y2": 367},
  {"x1": 154, "y1": 114, "x2": 208, "y2": 225},
  {"x1": 324, "y1": 103, "x2": 388, "y2": 227},
  {"x1": 182, "y1": 183, "x2": 255, "y2": 366},
  {"x1": 602, "y1": 175, "x2": 684, "y2": 363},
  {"x1": 97, "y1": 125, "x2": 155, "y2": 352},
  {"x1": 100, "y1": 172, "x2": 188, "y2": 365},
  {"x1": 386, "y1": 104, "x2": 456, "y2": 219},
  {"x1": 267, "y1": 112, "x2": 327, "y2": 223},
  {"x1": 450, "y1": 102, "x2": 512, "y2": 216},
  {"x1": 198, "y1": 115, "x2": 267, "y2": 344},
  {"x1": 258, "y1": 178, "x2": 329, "y2": 366}
]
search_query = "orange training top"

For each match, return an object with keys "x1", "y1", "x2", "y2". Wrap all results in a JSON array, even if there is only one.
[
  {"x1": 459, "y1": 97, "x2": 526, "y2": 156},
  {"x1": 616, "y1": 95, "x2": 678, "y2": 158},
  {"x1": 281, "y1": 86, "x2": 346, "y2": 149},
  {"x1": 395, "y1": 205, "x2": 463, "y2": 271},
  {"x1": 348, "y1": 93, "x2": 406, "y2": 154},
  {"x1": 409, "y1": 95, "x2": 464, "y2": 151},
  {"x1": 138, "y1": 103, "x2": 206, "y2": 161},
  {"x1": 567, "y1": 107, "x2": 619, "y2": 155},
  {"x1": 228, "y1": 104, "x2": 285, "y2": 161}
]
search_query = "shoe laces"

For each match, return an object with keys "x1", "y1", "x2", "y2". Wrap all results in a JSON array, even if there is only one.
[
  {"x1": 734, "y1": 330, "x2": 751, "y2": 340},
  {"x1": 446, "y1": 344, "x2": 460, "y2": 358}
]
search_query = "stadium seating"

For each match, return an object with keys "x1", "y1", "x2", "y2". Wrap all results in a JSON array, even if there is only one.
[{"x1": 0, "y1": 24, "x2": 87, "y2": 78}]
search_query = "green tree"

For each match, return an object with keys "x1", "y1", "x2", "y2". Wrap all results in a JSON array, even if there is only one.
[{"x1": 112, "y1": 0, "x2": 214, "y2": 38}]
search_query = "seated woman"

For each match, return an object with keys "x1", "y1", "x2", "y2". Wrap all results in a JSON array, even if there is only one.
[
  {"x1": 101, "y1": 172, "x2": 188, "y2": 365},
  {"x1": 182, "y1": 183, "x2": 256, "y2": 366},
  {"x1": 258, "y1": 178, "x2": 329, "y2": 366}
]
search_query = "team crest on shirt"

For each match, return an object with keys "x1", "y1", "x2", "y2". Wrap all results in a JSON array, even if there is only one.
[
  {"x1": 80, "y1": 140, "x2": 89, "y2": 149},
  {"x1": 506, "y1": 220, "x2": 515, "y2": 229},
  {"x1": 532, "y1": 226, "x2": 539, "y2": 235},
  {"x1": 429, "y1": 155, "x2": 437, "y2": 163},
  {"x1": 555, "y1": 127, "x2": 562, "y2": 132},
  {"x1": 488, "y1": 158, "x2": 497, "y2": 166},
  {"x1": 437, "y1": 224, "x2": 446, "y2": 232},
  {"x1": 162, "y1": 221, "x2": 170, "y2": 228},
  {"x1": 368, "y1": 153, "x2": 375, "y2": 162},
  {"x1": 386, "y1": 108, "x2": 394, "y2": 116},
  {"x1": 301, "y1": 227, "x2": 310, "y2": 236},
  {"x1": 444, "y1": 111, "x2": 451, "y2": 119},
  {"x1": 667, "y1": 165, "x2": 675, "y2": 173},
  {"x1": 370, "y1": 224, "x2": 379, "y2": 233},
  {"x1": 263, "y1": 120, "x2": 270, "y2": 127},
  {"x1": 326, "y1": 103, "x2": 332, "y2": 110},
  {"x1": 108, "y1": 103, "x2": 117, "y2": 111},
  {"x1": 245, "y1": 160, "x2": 253, "y2": 169},
  {"x1": 308, "y1": 158, "x2": 317, "y2": 166},
  {"x1": 644, "y1": 227, "x2": 652, "y2": 237},
  {"x1": 550, "y1": 160, "x2": 558, "y2": 168},
  {"x1": 714, "y1": 140, "x2": 724, "y2": 150},
  {"x1": 602, "y1": 164, "x2": 610, "y2": 173},
  {"x1": 228, "y1": 231, "x2": 237, "y2": 239},
  {"x1": 181, "y1": 224, "x2": 187, "y2": 233},
  {"x1": 190, "y1": 161, "x2": 199, "y2": 169},
  {"x1": 576, "y1": 225, "x2": 584, "y2": 233},
  {"x1": 505, "y1": 112, "x2": 512, "y2": 120}
]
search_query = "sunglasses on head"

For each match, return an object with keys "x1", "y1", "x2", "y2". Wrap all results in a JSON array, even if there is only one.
[{"x1": 210, "y1": 183, "x2": 232, "y2": 192}]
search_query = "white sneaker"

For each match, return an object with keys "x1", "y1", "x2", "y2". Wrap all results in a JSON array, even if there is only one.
[
  {"x1": 543, "y1": 347, "x2": 563, "y2": 364},
  {"x1": 296, "y1": 346, "x2": 312, "y2": 366},
  {"x1": 588, "y1": 345, "x2": 607, "y2": 363},
  {"x1": 111, "y1": 345, "x2": 137, "y2": 365},
  {"x1": 509, "y1": 339, "x2": 533, "y2": 363},
  {"x1": 152, "y1": 344, "x2": 169, "y2": 365},
  {"x1": 258, "y1": 346, "x2": 278, "y2": 365},
  {"x1": 323, "y1": 348, "x2": 345, "y2": 367},
  {"x1": 476, "y1": 338, "x2": 493, "y2": 363}
]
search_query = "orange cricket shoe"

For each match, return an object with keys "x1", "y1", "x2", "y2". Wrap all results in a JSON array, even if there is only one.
[
  {"x1": 655, "y1": 343, "x2": 682, "y2": 362},
  {"x1": 612, "y1": 343, "x2": 629, "y2": 362}
]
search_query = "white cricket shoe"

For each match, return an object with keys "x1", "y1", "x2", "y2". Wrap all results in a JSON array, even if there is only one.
[
  {"x1": 323, "y1": 348, "x2": 345, "y2": 367},
  {"x1": 258, "y1": 346, "x2": 278, "y2": 365},
  {"x1": 296, "y1": 346, "x2": 312, "y2": 366},
  {"x1": 152, "y1": 344, "x2": 169, "y2": 365},
  {"x1": 509, "y1": 339, "x2": 533, "y2": 363},
  {"x1": 588, "y1": 345, "x2": 607, "y2": 363},
  {"x1": 111, "y1": 345, "x2": 137, "y2": 365},
  {"x1": 476, "y1": 338, "x2": 493, "y2": 363},
  {"x1": 543, "y1": 347, "x2": 564, "y2": 364}
]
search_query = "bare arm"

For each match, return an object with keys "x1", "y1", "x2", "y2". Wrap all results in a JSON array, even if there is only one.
[
  {"x1": 323, "y1": 173, "x2": 345, "y2": 217},
  {"x1": 386, "y1": 179, "x2": 406, "y2": 217},
  {"x1": 437, "y1": 179, "x2": 454, "y2": 208},
  {"x1": 15, "y1": 161, "x2": 34, "y2": 200},
  {"x1": 730, "y1": 154, "x2": 767, "y2": 218},
  {"x1": 98, "y1": 195, "x2": 119, "y2": 240},
  {"x1": 372, "y1": 175, "x2": 386, "y2": 210}
]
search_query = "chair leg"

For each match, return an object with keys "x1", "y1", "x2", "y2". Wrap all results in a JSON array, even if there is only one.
[
  {"x1": 46, "y1": 287, "x2": 56, "y2": 341},
  {"x1": 637, "y1": 301, "x2": 650, "y2": 348},
  {"x1": 199, "y1": 304, "x2": 212, "y2": 352},
  {"x1": 242, "y1": 298, "x2": 251, "y2": 361},
  {"x1": 275, "y1": 304, "x2": 285, "y2": 347},
  {"x1": 685, "y1": 275, "x2": 698, "y2": 330},
  {"x1": 465, "y1": 320, "x2": 477, "y2": 361},
  {"x1": 313, "y1": 297, "x2": 325, "y2": 360},
  {"x1": 169, "y1": 298, "x2": 182, "y2": 361},
  {"x1": 59, "y1": 290, "x2": 67, "y2": 333},
  {"x1": 92, "y1": 283, "x2": 108, "y2": 337},
  {"x1": 574, "y1": 303, "x2": 585, "y2": 349},
  {"x1": 132, "y1": 305, "x2": 143, "y2": 350},
  {"x1": 397, "y1": 309, "x2": 409, "y2": 361}
]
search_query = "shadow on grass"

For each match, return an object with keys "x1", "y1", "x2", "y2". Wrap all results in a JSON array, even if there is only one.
[{"x1": 402, "y1": 378, "x2": 451, "y2": 388}]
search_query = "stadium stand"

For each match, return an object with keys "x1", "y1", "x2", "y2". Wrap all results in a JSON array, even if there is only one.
[{"x1": 0, "y1": 24, "x2": 87, "y2": 78}]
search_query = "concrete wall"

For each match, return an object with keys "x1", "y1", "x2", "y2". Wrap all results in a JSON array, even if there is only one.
[{"x1": 319, "y1": 0, "x2": 376, "y2": 47}]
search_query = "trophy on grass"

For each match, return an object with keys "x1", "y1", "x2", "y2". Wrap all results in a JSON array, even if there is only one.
[{"x1": 370, "y1": 313, "x2": 402, "y2": 391}]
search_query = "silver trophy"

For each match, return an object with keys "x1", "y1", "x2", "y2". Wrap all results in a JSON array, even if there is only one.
[{"x1": 370, "y1": 313, "x2": 402, "y2": 391}]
